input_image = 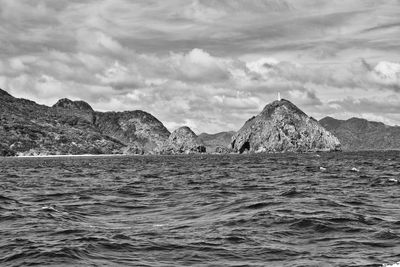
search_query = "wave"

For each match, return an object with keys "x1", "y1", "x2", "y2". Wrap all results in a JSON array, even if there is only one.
[{"x1": 0, "y1": 151, "x2": 399, "y2": 266}]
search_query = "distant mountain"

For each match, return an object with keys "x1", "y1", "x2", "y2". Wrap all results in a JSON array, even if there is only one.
[
  {"x1": 231, "y1": 99, "x2": 341, "y2": 153},
  {"x1": 197, "y1": 131, "x2": 235, "y2": 153},
  {"x1": 320, "y1": 116, "x2": 400, "y2": 150},
  {"x1": 0, "y1": 88, "x2": 170, "y2": 156}
]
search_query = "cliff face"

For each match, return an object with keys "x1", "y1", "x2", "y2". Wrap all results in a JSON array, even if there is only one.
[
  {"x1": 160, "y1": 126, "x2": 206, "y2": 154},
  {"x1": 197, "y1": 131, "x2": 235, "y2": 153},
  {"x1": 320, "y1": 117, "x2": 400, "y2": 150},
  {"x1": 231, "y1": 99, "x2": 341, "y2": 153},
  {"x1": 0, "y1": 89, "x2": 170, "y2": 156}
]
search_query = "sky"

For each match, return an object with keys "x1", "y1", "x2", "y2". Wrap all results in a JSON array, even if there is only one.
[{"x1": 0, "y1": 0, "x2": 399, "y2": 133}]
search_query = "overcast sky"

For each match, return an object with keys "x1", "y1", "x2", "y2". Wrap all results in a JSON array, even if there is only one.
[{"x1": 0, "y1": 0, "x2": 399, "y2": 133}]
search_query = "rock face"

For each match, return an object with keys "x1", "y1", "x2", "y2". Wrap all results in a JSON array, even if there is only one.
[
  {"x1": 197, "y1": 131, "x2": 235, "y2": 153},
  {"x1": 0, "y1": 88, "x2": 170, "y2": 156},
  {"x1": 160, "y1": 126, "x2": 206, "y2": 154},
  {"x1": 320, "y1": 116, "x2": 400, "y2": 150},
  {"x1": 231, "y1": 99, "x2": 341, "y2": 153}
]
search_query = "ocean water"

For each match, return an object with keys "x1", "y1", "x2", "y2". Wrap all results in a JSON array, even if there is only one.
[{"x1": 0, "y1": 151, "x2": 400, "y2": 267}]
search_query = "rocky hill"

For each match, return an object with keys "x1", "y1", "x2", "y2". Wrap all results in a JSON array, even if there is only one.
[
  {"x1": 94, "y1": 111, "x2": 170, "y2": 154},
  {"x1": 197, "y1": 131, "x2": 235, "y2": 153},
  {"x1": 231, "y1": 99, "x2": 341, "y2": 153},
  {"x1": 320, "y1": 117, "x2": 400, "y2": 150},
  {"x1": 0, "y1": 88, "x2": 170, "y2": 156},
  {"x1": 160, "y1": 126, "x2": 206, "y2": 154}
]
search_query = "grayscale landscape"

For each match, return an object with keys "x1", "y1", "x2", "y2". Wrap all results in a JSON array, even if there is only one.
[{"x1": 0, "y1": 1, "x2": 399, "y2": 266}]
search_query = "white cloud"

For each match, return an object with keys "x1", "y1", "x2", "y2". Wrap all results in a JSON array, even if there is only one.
[
  {"x1": 170, "y1": 48, "x2": 232, "y2": 82},
  {"x1": 96, "y1": 61, "x2": 144, "y2": 90},
  {"x1": 246, "y1": 57, "x2": 279, "y2": 76},
  {"x1": 373, "y1": 61, "x2": 400, "y2": 86}
]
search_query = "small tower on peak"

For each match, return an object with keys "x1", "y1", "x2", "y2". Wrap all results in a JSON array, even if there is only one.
[{"x1": 277, "y1": 92, "x2": 281, "y2": 101}]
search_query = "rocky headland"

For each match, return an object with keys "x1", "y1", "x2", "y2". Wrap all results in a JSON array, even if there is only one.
[{"x1": 231, "y1": 99, "x2": 341, "y2": 153}]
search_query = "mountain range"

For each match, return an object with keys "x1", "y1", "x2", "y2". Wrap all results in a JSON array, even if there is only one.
[
  {"x1": 1, "y1": 88, "x2": 398, "y2": 156},
  {"x1": 0, "y1": 88, "x2": 170, "y2": 156},
  {"x1": 319, "y1": 116, "x2": 400, "y2": 150}
]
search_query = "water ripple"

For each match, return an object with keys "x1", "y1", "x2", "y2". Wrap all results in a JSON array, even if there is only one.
[{"x1": 0, "y1": 151, "x2": 399, "y2": 266}]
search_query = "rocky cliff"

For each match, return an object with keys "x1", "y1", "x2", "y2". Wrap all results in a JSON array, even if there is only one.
[
  {"x1": 160, "y1": 126, "x2": 206, "y2": 154},
  {"x1": 197, "y1": 131, "x2": 235, "y2": 153},
  {"x1": 231, "y1": 99, "x2": 341, "y2": 153},
  {"x1": 0, "y1": 88, "x2": 170, "y2": 156},
  {"x1": 320, "y1": 116, "x2": 400, "y2": 150}
]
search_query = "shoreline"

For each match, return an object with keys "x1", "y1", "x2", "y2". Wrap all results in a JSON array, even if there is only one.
[
  {"x1": 3, "y1": 149, "x2": 399, "y2": 159},
  {"x1": 14, "y1": 154, "x2": 131, "y2": 158}
]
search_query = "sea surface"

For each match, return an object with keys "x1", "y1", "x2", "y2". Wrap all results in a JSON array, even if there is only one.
[{"x1": 0, "y1": 151, "x2": 400, "y2": 267}]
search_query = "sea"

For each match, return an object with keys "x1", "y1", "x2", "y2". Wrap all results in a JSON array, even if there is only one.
[{"x1": 0, "y1": 151, "x2": 399, "y2": 267}]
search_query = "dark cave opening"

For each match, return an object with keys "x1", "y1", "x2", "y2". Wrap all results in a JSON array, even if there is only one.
[{"x1": 239, "y1": 141, "x2": 250, "y2": 154}]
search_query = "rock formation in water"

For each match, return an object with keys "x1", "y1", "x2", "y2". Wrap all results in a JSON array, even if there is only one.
[
  {"x1": 0, "y1": 88, "x2": 170, "y2": 156},
  {"x1": 160, "y1": 126, "x2": 206, "y2": 154},
  {"x1": 320, "y1": 116, "x2": 400, "y2": 150},
  {"x1": 231, "y1": 99, "x2": 341, "y2": 153},
  {"x1": 197, "y1": 131, "x2": 235, "y2": 153}
]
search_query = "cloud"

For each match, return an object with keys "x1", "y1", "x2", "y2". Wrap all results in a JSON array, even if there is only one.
[
  {"x1": 96, "y1": 62, "x2": 145, "y2": 90},
  {"x1": 288, "y1": 89, "x2": 322, "y2": 106},
  {"x1": 170, "y1": 48, "x2": 233, "y2": 83},
  {"x1": 76, "y1": 30, "x2": 125, "y2": 54},
  {"x1": 328, "y1": 96, "x2": 400, "y2": 115},
  {"x1": 245, "y1": 57, "x2": 400, "y2": 92},
  {"x1": 0, "y1": 0, "x2": 400, "y2": 132},
  {"x1": 372, "y1": 61, "x2": 400, "y2": 90}
]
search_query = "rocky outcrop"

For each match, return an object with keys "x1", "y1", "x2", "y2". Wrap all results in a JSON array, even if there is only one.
[
  {"x1": 320, "y1": 116, "x2": 400, "y2": 150},
  {"x1": 53, "y1": 98, "x2": 94, "y2": 111},
  {"x1": 0, "y1": 88, "x2": 170, "y2": 156},
  {"x1": 231, "y1": 99, "x2": 341, "y2": 153},
  {"x1": 160, "y1": 126, "x2": 206, "y2": 154},
  {"x1": 198, "y1": 131, "x2": 235, "y2": 153}
]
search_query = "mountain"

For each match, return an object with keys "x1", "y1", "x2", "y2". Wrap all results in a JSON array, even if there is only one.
[
  {"x1": 0, "y1": 88, "x2": 170, "y2": 156},
  {"x1": 93, "y1": 111, "x2": 170, "y2": 154},
  {"x1": 319, "y1": 117, "x2": 400, "y2": 150},
  {"x1": 160, "y1": 126, "x2": 206, "y2": 154},
  {"x1": 231, "y1": 99, "x2": 341, "y2": 153},
  {"x1": 197, "y1": 131, "x2": 235, "y2": 153}
]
